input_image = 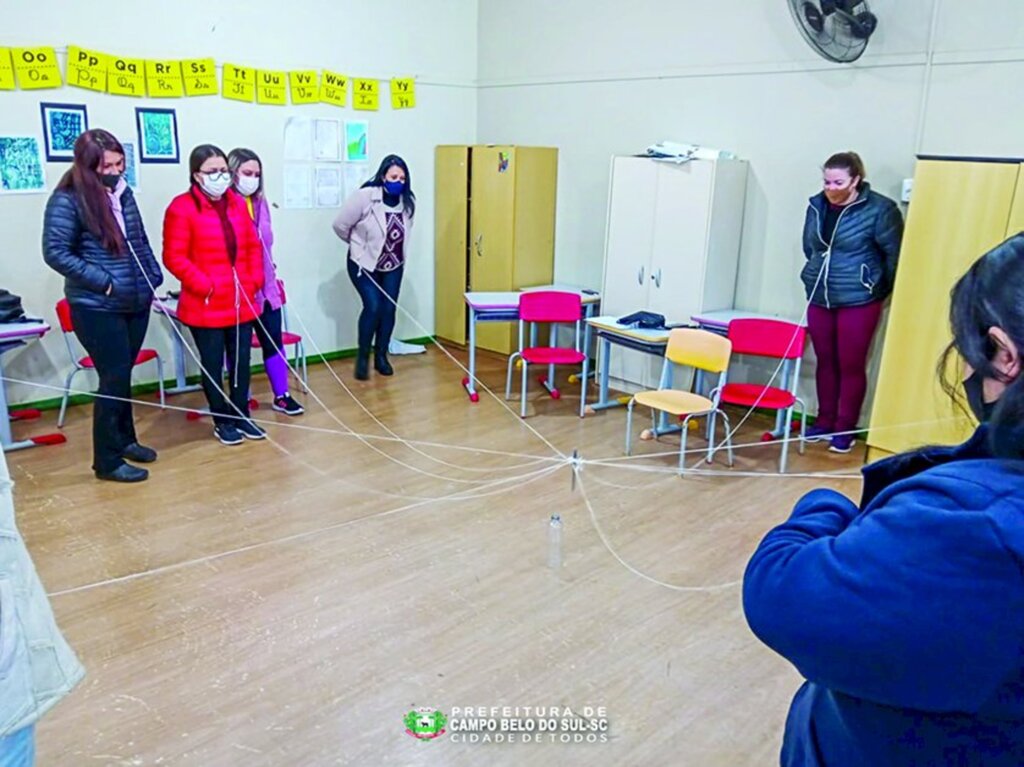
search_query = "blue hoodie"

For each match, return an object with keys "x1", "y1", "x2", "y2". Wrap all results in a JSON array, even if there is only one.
[{"x1": 744, "y1": 427, "x2": 1024, "y2": 766}]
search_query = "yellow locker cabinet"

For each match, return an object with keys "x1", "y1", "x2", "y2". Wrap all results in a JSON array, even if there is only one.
[
  {"x1": 434, "y1": 145, "x2": 558, "y2": 354},
  {"x1": 867, "y1": 156, "x2": 1024, "y2": 460}
]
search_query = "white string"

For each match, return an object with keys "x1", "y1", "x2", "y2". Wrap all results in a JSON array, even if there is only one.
[
  {"x1": 574, "y1": 468, "x2": 741, "y2": 594},
  {"x1": 280, "y1": 298, "x2": 552, "y2": 475},
  {"x1": 118, "y1": 241, "x2": 565, "y2": 500},
  {"x1": 595, "y1": 413, "x2": 966, "y2": 467},
  {"x1": 236, "y1": 278, "x2": 549, "y2": 484},
  {"x1": 49, "y1": 459, "x2": 565, "y2": 598},
  {"x1": 3, "y1": 374, "x2": 567, "y2": 503},
  {"x1": 351, "y1": 263, "x2": 567, "y2": 459}
]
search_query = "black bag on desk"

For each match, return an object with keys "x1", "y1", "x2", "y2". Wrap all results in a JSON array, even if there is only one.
[
  {"x1": 0, "y1": 290, "x2": 27, "y2": 323},
  {"x1": 617, "y1": 311, "x2": 666, "y2": 330}
]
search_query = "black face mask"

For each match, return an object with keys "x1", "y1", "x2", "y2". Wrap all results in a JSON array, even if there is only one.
[
  {"x1": 100, "y1": 173, "x2": 121, "y2": 190},
  {"x1": 963, "y1": 369, "x2": 997, "y2": 422}
]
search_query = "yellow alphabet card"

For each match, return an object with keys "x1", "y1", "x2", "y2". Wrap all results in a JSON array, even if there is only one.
[
  {"x1": 320, "y1": 70, "x2": 348, "y2": 108},
  {"x1": 107, "y1": 55, "x2": 146, "y2": 97},
  {"x1": 182, "y1": 58, "x2": 218, "y2": 96},
  {"x1": 145, "y1": 60, "x2": 184, "y2": 98},
  {"x1": 256, "y1": 69, "x2": 287, "y2": 105},
  {"x1": 390, "y1": 77, "x2": 415, "y2": 109},
  {"x1": 289, "y1": 70, "x2": 319, "y2": 104}
]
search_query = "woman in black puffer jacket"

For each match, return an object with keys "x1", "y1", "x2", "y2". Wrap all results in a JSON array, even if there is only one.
[
  {"x1": 43, "y1": 129, "x2": 164, "y2": 483},
  {"x1": 799, "y1": 151, "x2": 904, "y2": 454}
]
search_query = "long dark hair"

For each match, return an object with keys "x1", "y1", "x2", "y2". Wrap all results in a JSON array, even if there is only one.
[
  {"x1": 362, "y1": 154, "x2": 415, "y2": 216},
  {"x1": 55, "y1": 129, "x2": 125, "y2": 254},
  {"x1": 939, "y1": 233, "x2": 1024, "y2": 458},
  {"x1": 228, "y1": 147, "x2": 263, "y2": 199},
  {"x1": 187, "y1": 144, "x2": 228, "y2": 210}
]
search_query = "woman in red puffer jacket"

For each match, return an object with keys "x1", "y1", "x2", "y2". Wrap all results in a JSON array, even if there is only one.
[{"x1": 162, "y1": 144, "x2": 265, "y2": 446}]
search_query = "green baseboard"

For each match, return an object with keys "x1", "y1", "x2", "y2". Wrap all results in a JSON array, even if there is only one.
[{"x1": 10, "y1": 337, "x2": 436, "y2": 412}]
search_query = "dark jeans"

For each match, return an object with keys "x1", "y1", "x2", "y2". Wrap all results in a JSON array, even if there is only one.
[
  {"x1": 807, "y1": 301, "x2": 884, "y2": 433},
  {"x1": 188, "y1": 322, "x2": 253, "y2": 427},
  {"x1": 68, "y1": 305, "x2": 150, "y2": 474},
  {"x1": 347, "y1": 259, "x2": 403, "y2": 356},
  {"x1": 253, "y1": 302, "x2": 283, "y2": 357}
]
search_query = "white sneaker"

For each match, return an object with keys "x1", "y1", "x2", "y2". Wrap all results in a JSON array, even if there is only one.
[{"x1": 389, "y1": 339, "x2": 427, "y2": 355}]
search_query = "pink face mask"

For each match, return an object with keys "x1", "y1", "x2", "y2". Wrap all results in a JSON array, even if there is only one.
[{"x1": 823, "y1": 171, "x2": 859, "y2": 205}]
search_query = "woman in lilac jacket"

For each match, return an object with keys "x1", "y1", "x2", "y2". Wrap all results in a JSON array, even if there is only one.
[{"x1": 228, "y1": 148, "x2": 303, "y2": 416}]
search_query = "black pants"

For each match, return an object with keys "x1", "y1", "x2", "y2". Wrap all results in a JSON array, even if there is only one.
[
  {"x1": 188, "y1": 323, "x2": 253, "y2": 427},
  {"x1": 252, "y1": 302, "x2": 283, "y2": 357},
  {"x1": 69, "y1": 306, "x2": 150, "y2": 474},
  {"x1": 347, "y1": 259, "x2": 403, "y2": 356}
]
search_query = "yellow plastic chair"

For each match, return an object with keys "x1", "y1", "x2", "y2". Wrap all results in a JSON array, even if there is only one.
[{"x1": 625, "y1": 328, "x2": 734, "y2": 474}]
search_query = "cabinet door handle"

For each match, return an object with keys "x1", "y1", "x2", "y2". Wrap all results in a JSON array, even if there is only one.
[
  {"x1": 651, "y1": 268, "x2": 662, "y2": 288},
  {"x1": 637, "y1": 266, "x2": 645, "y2": 285},
  {"x1": 475, "y1": 234, "x2": 484, "y2": 257}
]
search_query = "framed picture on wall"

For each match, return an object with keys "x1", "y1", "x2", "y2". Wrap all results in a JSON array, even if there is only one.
[
  {"x1": 135, "y1": 107, "x2": 179, "y2": 164},
  {"x1": 39, "y1": 103, "x2": 88, "y2": 161}
]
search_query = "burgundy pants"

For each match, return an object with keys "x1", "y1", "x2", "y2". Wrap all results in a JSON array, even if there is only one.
[{"x1": 806, "y1": 301, "x2": 884, "y2": 433}]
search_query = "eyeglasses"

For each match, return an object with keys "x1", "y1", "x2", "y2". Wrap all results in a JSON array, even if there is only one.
[{"x1": 201, "y1": 171, "x2": 231, "y2": 181}]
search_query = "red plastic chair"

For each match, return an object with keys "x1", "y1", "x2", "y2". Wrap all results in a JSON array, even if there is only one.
[
  {"x1": 504, "y1": 291, "x2": 585, "y2": 418},
  {"x1": 55, "y1": 298, "x2": 165, "y2": 427},
  {"x1": 718, "y1": 318, "x2": 807, "y2": 472}
]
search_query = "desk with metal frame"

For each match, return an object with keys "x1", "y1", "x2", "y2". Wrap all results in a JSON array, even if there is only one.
[
  {"x1": 0, "y1": 322, "x2": 64, "y2": 452},
  {"x1": 462, "y1": 286, "x2": 600, "y2": 405}
]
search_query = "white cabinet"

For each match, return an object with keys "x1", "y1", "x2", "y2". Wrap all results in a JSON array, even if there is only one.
[{"x1": 600, "y1": 156, "x2": 748, "y2": 390}]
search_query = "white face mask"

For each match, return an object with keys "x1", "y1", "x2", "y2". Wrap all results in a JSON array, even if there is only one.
[
  {"x1": 198, "y1": 171, "x2": 232, "y2": 198},
  {"x1": 236, "y1": 175, "x2": 260, "y2": 197}
]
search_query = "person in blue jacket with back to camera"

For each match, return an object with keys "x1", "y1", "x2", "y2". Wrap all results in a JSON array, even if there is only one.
[{"x1": 744, "y1": 232, "x2": 1024, "y2": 766}]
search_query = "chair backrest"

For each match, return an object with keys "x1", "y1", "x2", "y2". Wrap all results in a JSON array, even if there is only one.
[
  {"x1": 665, "y1": 328, "x2": 732, "y2": 373},
  {"x1": 727, "y1": 319, "x2": 806, "y2": 360},
  {"x1": 55, "y1": 298, "x2": 74, "y2": 333},
  {"x1": 518, "y1": 291, "x2": 581, "y2": 323}
]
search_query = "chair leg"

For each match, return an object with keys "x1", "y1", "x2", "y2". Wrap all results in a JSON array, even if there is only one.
[
  {"x1": 680, "y1": 415, "x2": 692, "y2": 475},
  {"x1": 302, "y1": 343, "x2": 308, "y2": 389},
  {"x1": 796, "y1": 399, "x2": 807, "y2": 455},
  {"x1": 520, "y1": 360, "x2": 528, "y2": 418},
  {"x1": 505, "y1": 353, "x2": 520, "y2": 400},
  {"x1": 779, "y1": 406, "x2": 794, "y2": 473},
  {"x1": 155, "y1": 356, "x2": 166, "y2": 409},
  {"x1": 57, "y1": 369, "x2": 78, "y2": 428},
  {"x1": 625, "y1": 398, "x2": 635, "y2": 455},
  {"x1": 718, "y1": 409, "x2": 735, "y2": 467}
]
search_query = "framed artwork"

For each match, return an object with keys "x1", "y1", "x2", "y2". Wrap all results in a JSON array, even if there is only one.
[
  {"x1": 344, "y1": 120, "x2": 368, "y2": 162},
  {"x1": 135, "y1": 107, "x2": 179, "y2": 164},
  {"x1": 39, "y1": 102, "x2": 88, "y2": 161},
  {"x1": 121, "y1": 141, "x2": 139, "y2": 190},
  {"x1": 0, "y1": 136, "x2": 46, "y2": 193}
]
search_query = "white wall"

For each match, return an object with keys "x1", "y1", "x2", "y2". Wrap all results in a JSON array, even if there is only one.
[
  {"x1": 1, "y1": 0, "x2": 477, "y2": 406},
  {"x1": 476, "y1": 0, "x2": 1024, "y2": 418}
]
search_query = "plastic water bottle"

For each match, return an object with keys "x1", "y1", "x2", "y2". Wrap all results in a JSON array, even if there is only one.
[{"x1": 548, "y1": 514, "x2": 563, "y2": 569}]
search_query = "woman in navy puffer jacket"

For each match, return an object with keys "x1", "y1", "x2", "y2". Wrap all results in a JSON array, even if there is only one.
[
  {"x1": 747, "y1": 233, "x2": 1024, "y2": 766},
  {"x1": 799, "y1": 151, "x2": 904, "y2": 454},
  {"x1": 43, "y1": 129, "x2": 163, "y2": 483}
]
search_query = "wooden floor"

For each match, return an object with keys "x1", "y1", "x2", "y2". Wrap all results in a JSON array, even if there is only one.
[{"x1": 8, "y1": 347, "x2": 863, "y2": 766}]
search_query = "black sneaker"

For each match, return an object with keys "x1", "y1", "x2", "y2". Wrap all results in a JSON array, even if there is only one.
[
  {"x1": 272, "y1": 394, "x2": 305, "y2": 416},
  {"x1": 122, "y1": 442, "x2": 158, "y2": 463},
  {"x1": 96, "y1": 463, "x2": 149, "y2": 483},
  {"x1": 214, "y1": 423, "x2": 244, "y2": 446},
  {"x1": 236, "y1": 419, "x2": 267, "y2": 440},
  {"x1": 374, "y1": 354, "x2": 394, "y2": 376}
]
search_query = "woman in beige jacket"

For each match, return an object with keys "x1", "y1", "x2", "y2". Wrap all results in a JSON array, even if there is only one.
[{"x1": 332, "y1": 155, "x2": 415, "y2": 380}]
